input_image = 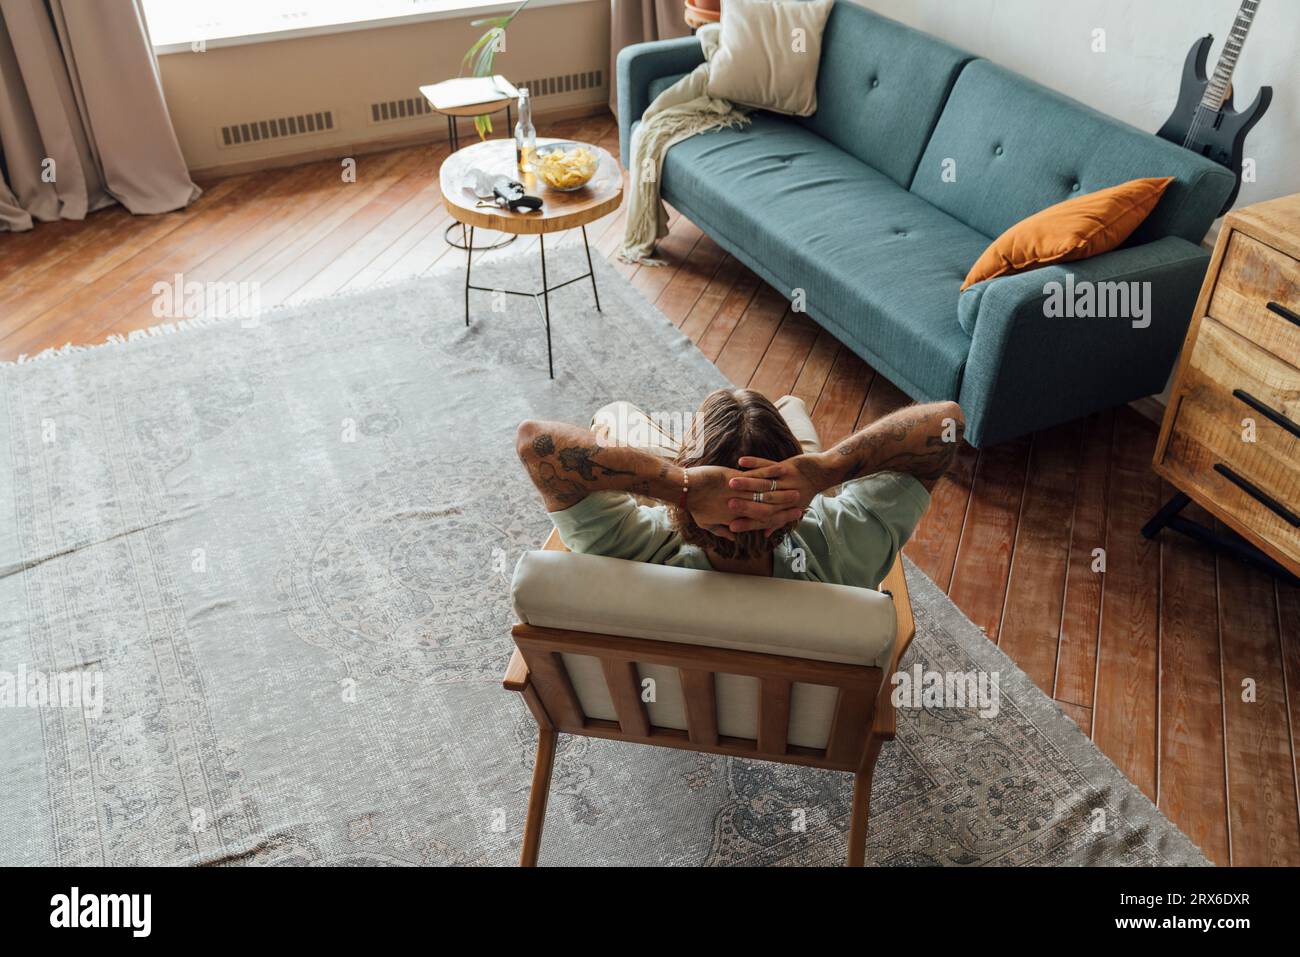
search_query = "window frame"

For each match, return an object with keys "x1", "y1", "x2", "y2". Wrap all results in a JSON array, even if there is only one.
[{"x1": 147, "y1": 0, "x2": 589, "y2": 55}]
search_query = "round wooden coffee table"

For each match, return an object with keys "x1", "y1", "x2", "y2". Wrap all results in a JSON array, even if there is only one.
[{"x1": 439, "y1": 138, "x2": 623, "y2": 378}]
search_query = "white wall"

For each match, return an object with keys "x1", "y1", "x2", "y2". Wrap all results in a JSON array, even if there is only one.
[
  {"x1": 158, "y1": 0, "x2": 610, "y2": 174},
  {"x1": 856, "y1": 0, "x2": 1299, "y2": 212}
]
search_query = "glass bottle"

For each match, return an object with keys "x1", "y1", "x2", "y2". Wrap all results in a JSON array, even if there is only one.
[{"x1": 514, "y1": 88, "x2": 536, "y2": 173}]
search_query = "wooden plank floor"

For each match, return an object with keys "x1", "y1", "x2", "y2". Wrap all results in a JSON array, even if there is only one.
[{"x1": 3, "y1": 111, "x2": 1298, "y2": 866}]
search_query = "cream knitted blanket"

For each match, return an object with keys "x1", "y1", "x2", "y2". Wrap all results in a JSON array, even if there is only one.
[{"x1": 620, "y1": 25, "x2": 750, "y2": 264}]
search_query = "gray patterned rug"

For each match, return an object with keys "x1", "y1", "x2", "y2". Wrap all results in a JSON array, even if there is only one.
[{"x1": 0, "y1": 248, "x2": 1206, "y2": 866}]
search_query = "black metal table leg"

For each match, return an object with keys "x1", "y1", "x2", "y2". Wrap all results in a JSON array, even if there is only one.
[
  {"x1": 539, "y1": 233, "x2": 553, "y2": 379},
  {"x1": 581, "y1": 224, "x2": 601, "y2": 313},
  {"x1": 459, "y1": 221, "x2": 605, "y2": 380},
  {"x1": 445, "y1": 223, "x2": 515, "y2": 251},
  {"x1": 1141, "y1": 491, "x2": 1190, "y2": 539},
  {"x1": 1142, "y1": 489, "x2": 1300, "y2": 585},
  {"x1": 464, "y1": 224, "x2": 473, "y2": 326}
]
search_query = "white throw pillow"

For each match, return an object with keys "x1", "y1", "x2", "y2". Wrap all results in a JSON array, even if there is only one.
[{"x1": 705, "y1": 0, "x2": 833, "y2": 117}]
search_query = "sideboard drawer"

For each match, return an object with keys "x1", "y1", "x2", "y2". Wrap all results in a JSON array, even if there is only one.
[
  {"x1": 1208, "y1": 231, "x2": 1300, "y2": 363},
  {"x1": 1171, "y1": 317, "x2": 1300, "y2": 495},
  {"x1": 1160, "y1": 429, "x2": 1300, "y2": 569}
]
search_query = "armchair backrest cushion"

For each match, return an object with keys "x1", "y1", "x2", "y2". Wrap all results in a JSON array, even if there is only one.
[
  {"x1": 911, "y1": 60, "x2": 1236, "y2": 246},
  {"x1": 795, "y1": 1, "x2": 971, "y2": 188},
  {"x1": 511, "y1": 549, "x2": 896, "y2": 749}
]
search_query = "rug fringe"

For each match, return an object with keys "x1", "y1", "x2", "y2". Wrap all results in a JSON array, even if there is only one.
[
  {"x1": 0, "y1": 314, "x2": 243, "y2": 367},
  {"x1": 0, "y1": 246, "x2": 587, "y2": 369}
]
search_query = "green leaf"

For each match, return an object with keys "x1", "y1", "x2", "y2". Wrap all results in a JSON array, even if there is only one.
[
  {"x1": 460, "y1": 1, "x2": 530, "y2": 80},
  {"x1": 460, "y1": 33, "x2": 492, "y2": 73},
  {"x1": 477, "y1": 35, "x2": 500, "y2": 72}
]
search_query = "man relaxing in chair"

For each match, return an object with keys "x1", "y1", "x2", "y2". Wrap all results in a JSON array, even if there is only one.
[{"x1": 514, "y1": 390, "x2": 963, "y2": 588}]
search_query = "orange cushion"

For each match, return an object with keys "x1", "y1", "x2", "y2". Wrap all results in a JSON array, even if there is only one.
[{"x1": 959, "y1": 177, "x2": 1174, "y2": 291}]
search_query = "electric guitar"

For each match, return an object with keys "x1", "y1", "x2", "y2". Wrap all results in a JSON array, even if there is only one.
[{"x1": 1156, "y1": 0, "x2": 1271, "y2": 216}]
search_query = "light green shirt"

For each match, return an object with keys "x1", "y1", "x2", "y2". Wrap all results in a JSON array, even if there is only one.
[{"x1": 549, "y1": 471, "x2": 929, "y2": 589}]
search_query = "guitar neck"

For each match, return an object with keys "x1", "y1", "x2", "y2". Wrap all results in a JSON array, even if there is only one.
[{"x1": 1201, "y1": 0, "x2": 1261, "y2": 111}]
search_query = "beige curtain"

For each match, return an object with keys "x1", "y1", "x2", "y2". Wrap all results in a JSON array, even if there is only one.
[
  {"x1": 609, "y1": 0, "x2": 690, "y2": 116},
  {"x1": 0, "y1": 0, "x2": 199, "y2": 231}
]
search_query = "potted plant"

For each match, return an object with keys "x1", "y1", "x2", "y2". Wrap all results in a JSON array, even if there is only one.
[{"x1": 460, "y1": 0, "x2": 530, "y2": 139}]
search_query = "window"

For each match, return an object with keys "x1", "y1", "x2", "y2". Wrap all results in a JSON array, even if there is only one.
[{"x1": 142, "y1": 0, "x2": 543, "y2": 52}]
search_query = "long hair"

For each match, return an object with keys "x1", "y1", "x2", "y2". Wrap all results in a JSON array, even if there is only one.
[{"x1": 669, "y1": 389, "x2": 803, "y2": 561}]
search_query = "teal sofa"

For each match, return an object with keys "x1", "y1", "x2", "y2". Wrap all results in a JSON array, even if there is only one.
[{"x1": 617, "y1": 1, "x2": 1234, "y2": 447}]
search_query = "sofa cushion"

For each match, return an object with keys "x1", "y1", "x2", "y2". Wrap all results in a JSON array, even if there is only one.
[
  {"x1": 513, "y1": 550, "x2": 895, "y2": 666},
  {"x1": 961, "y1": 176, "x2": 1173, "y2": 290},
  {"x1": 706, "y1": 0, "x2": 834, "y2": 116},
  {"x1": 912, "y1": 60, "x2": 1236, "y2": 246},
  {"x1": 794, "y1": 2, "x2": 971, "y2": 188},
  {"x1": 659, "y1": 113, "x2": 988, "y2": 399},
  {"x1": 512, "y1": 549, "x2": 896, "y2": 748}
]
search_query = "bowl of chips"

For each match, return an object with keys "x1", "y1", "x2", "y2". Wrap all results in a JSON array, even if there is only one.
[{"x1": 533, "y1": 142, "x2": 599, "y2": 191}]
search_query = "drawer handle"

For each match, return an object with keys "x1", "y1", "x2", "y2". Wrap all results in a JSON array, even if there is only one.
[
  {"x1": 1267, "y1": 301, "x2": 1300, "y2": 328},
  {"x1": 1213, "y1": 463, "x2": 1300, "y2": 527},
  {"x1": 1233, "y1": 388, "x2": 1300, "y2": 440}
]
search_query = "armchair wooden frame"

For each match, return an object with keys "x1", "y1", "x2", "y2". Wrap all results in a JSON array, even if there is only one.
[{"x1": 502, "y1": 529, "x2": 916, "y2": 867}]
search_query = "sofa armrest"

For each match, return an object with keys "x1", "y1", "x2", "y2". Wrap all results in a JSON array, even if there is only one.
[
  {"x1": 616, "y1": 36, "x2": 705, "y2": 168},
  {"x1": 957, "y1": 236, "x2": 1211, "y2": 446}
]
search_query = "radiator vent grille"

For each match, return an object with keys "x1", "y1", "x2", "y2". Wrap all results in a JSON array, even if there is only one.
[
  {"x1": 218, "y1": 110, "x2": 335, "y2": 148},
  {"x1": 516, "y1": 69, "x2": 604, "y2": 98},
  {"x1": 368, "y1": 95, "x2": 436, "y2": 125}
]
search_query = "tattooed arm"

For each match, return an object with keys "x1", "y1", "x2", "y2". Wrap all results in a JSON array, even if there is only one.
[
  {"x1": 515, "y1": 420, "x2": 743, "y2": 533},
  {"x1": 798, "y1": 400, "x2": 964, "y2": 488},
  {"x1": 722, "y1": 401, "x2": 965, "y2": 532}
]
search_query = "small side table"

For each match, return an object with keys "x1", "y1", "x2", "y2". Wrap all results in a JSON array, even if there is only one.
[
  {"x1": 420, "y1": 75, "x2": 518, "y2": 153},
  {"x1": 421, "y1": 76, "x2": 520, "y2": 251},
  {"x1": 439, "y1": 138, "x2": 623, "y2": 378}
]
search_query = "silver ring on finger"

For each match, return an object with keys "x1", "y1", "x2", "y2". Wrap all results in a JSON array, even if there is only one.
[
  {"x1": 769, "y1": 479, "x2": 778, "y2": 492},
  {"x1": 753, "y1": 492, "x2": 764, "y2": 503}
]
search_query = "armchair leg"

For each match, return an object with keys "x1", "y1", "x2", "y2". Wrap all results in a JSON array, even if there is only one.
[
  {"x1": 847, "y1": 734, "x2": 884, "y2": 867},
  {"x1": 520, "y1": 727, "x2": 558, "y2": 867}
]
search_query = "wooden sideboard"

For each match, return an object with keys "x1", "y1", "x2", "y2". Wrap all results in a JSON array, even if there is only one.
[{"x1": 1148, "y1": 193, "x2": 1300, "y2": 580}]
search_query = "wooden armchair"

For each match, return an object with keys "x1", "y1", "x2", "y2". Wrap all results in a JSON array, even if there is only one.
[{"x1": 502, "y1": 528, "x2": 915, "y2": 867}]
